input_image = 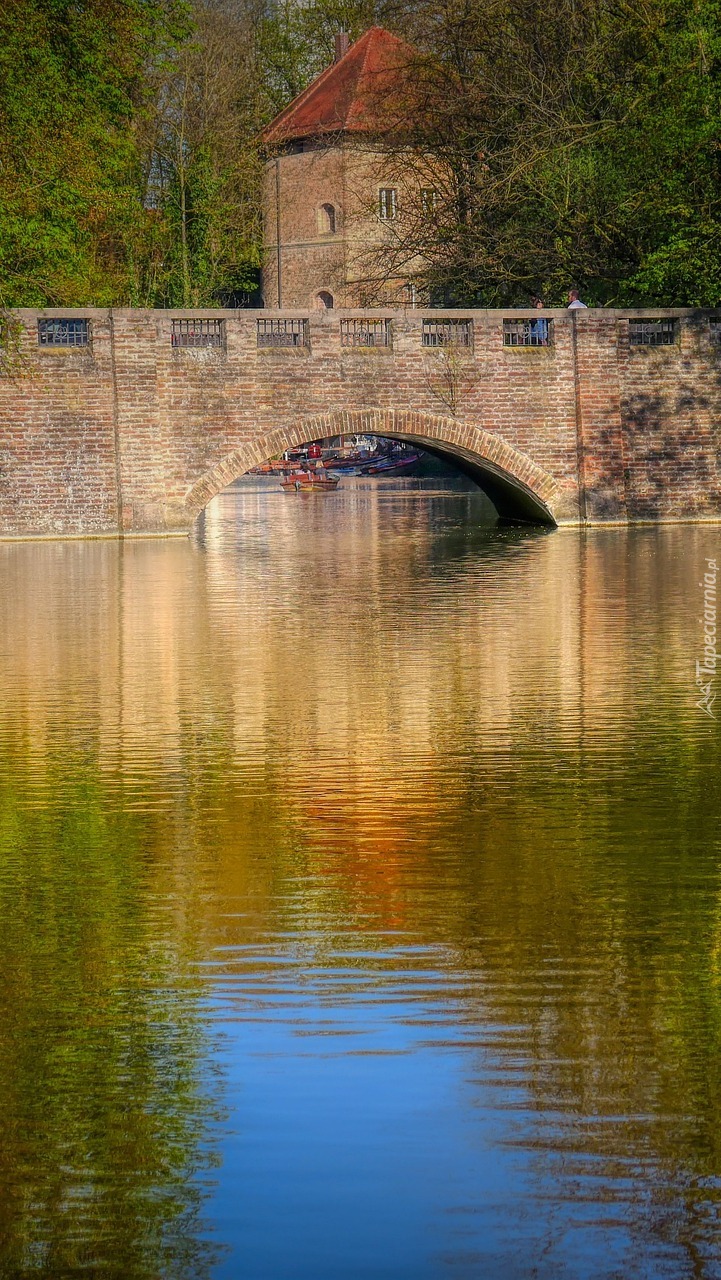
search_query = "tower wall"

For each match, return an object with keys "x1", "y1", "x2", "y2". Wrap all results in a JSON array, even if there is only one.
[
  {"x1": 262, "y1": 145, "x2": 348, "y2": 309},
  {"x1": 262, "y1": 142, "x2": 434, "y2": 308}
]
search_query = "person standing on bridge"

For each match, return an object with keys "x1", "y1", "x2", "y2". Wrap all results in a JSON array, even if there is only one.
[
  {"x1": 530, "y1": 297, "x2": 549, "y2": 345},
  {"x1": 567, "y1": 289, "x2": 588, "y2": 309}
]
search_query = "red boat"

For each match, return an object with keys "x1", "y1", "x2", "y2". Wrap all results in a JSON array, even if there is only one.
[
  {"x1": 280, "y1": 470, "x2": 340, "y2": 492},
  {"x1": 248, "y1": 459, "x2": 295, "y2": 476}
]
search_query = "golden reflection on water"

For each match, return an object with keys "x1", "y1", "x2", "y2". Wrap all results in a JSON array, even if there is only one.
[{"x1": 0, "y1": 479, "x2": 720, "y2": 1278}]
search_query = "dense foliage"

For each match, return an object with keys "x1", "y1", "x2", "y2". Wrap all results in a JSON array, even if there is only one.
[
  {"x1": 0, "y1": 0, "x2": 264, "y2": 306},
  {"x1": 0, "y1": 0, "x2": 719, "y2": 306},
  {"x1": 402, "y1": 0, "x2": 721, "y2": 305}
]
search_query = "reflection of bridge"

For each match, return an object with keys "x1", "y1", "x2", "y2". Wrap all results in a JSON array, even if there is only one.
[{"x1": 2, "y1": 307, "x2": 720, "y2": 537}]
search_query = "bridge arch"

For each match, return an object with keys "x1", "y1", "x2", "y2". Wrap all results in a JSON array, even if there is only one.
[{"x1": 185, "y1": 410, "x2": 560, "y2": 526}]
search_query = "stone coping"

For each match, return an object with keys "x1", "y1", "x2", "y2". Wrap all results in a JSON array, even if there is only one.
[{"x1": 9, "y1": 306, "x2": 721, "y2": 321}]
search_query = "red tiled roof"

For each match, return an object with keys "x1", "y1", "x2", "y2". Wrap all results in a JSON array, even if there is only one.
[{"x1": 263, "y1": 27, "x2": 418, "y2": 145}]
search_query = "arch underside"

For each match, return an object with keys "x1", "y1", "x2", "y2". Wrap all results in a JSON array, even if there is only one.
[{"x1": 186, "y1": 410, "x2": 561, "y2": 526}]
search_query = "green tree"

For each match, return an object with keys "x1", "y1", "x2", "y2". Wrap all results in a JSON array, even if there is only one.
[
  {"x1": 0, "y1": 0, "x2": 265, "y2": 307},
  {"x1": 133, "y1": 0, "x2": 265, "y2": 306},
  {"x1": 0, "y1": 0, "x2": 190, "y2": 306}
]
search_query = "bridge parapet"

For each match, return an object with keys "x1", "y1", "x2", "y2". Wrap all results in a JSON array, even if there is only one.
[{"x1": 1, "y1": 308, "x2": 720, "y2": 537}]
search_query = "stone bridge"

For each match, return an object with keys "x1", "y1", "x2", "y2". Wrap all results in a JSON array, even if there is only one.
[{"x1": 1, "y1": 307, "x2": 720, "y2": 537}]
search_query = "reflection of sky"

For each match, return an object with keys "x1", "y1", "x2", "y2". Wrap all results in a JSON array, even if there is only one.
[
  {"x1": 206, "y1": 982, "x2": 536, "y2": 1279},
  {"x1": 200, "y1": 932, "x2": 686, "y2": 1280}
]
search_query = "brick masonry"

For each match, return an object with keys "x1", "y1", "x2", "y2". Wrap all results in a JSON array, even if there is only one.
[
  {"x1": 1, "y1": 307, "x2": 720, "y2": 537},
  {"x1": 262, "y1": 143, "x2": 431, "y2": 308}
]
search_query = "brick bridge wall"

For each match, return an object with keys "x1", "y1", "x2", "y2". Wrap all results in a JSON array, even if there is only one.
[{"x1": 1, "y1": 308, "x2": 720, "y2": 537}]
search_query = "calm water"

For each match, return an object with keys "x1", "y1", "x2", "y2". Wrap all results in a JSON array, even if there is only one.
[{"x1": 1, "y1": 477, "x2": 720, "y2": 1279}]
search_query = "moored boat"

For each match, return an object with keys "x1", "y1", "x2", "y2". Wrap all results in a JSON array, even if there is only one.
[
  {"x1": 280, "y1": 470, "x2": 340, "y2": 492},
  {"x1": 363, "y1": 452, "x2": 421, "y2": 476},
  {"x1": 322, "y1": 453, "x2": 370, "y2": 471},
  {"x1": 248, "y1": 459, "x2": 296, "y2": 476}
]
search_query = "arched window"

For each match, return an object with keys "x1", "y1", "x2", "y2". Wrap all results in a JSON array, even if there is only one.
[
  {"x1": 318, "y1": 203, "x2": 336, "y2": 234},
  {"x1": 316, "y1": 291, "x2": 334, "y2": 310}
]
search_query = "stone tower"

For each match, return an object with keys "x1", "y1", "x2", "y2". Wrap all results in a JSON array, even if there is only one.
[{"x1": 262, "y1": 28, "x2": 431, "y2": 309}]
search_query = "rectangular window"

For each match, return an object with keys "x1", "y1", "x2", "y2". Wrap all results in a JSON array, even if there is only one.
[
  {"x1": 38, "y1": 318, "x2": 89, "y2": 347},
  {"x1": 422, "y1": 318, "x2": 473, "y2": 348},
  {"x1": 628, "y1": 318, "x2": 676, "y2": 346},
  {"x1": 257, "y1": 318, "x2": 309, "y2": 349},
  {"x1": 420, "y1": 189, "x2": 437, "y2": 216},
  {"x1": 340, "y1": 318, "x2": 391, "y2": 348},
  {"x1": 503, "y1": 318, "x2": 552, "y2": 348},
  {"x1": 379, "y1": 188, "x2": 397, "y2": 221},
  {"x1": 171, "y1": 319, "x2": 225, "y2": 349}
]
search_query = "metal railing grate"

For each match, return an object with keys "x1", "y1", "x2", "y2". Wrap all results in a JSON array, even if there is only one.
[
  {"x1": 422, "y1": 319, "x2": 473, "y2": 348},
  {"x1": 171, "y1": 319, "x2": 224, "y2": 348},
  {"x1": 628, "y1": 318, "x2": 676, "y2": 346},
  {"x1": 503, "y1": 318, "x2": 552, "y2": 347},
  {"x1": 38, "y1": 318, "x2": 89, "y2": 347},
  {"x1": 340, "y1": 318, "x2": 391, "y2": 348},
  {"x1": 257, "y1": 318, "x2": 309, "y2": 348}
]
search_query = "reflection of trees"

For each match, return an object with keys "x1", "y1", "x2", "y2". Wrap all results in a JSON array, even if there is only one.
[
  {"x1": 0, "y1": 757, "x2": 223, "y2": 1278},
  {"x1": 1, "y1": 498, "x2": 720, "y2": 1272},
  {"x1": 439, "y1": 746, "x2": 721, "y2": 1259}
]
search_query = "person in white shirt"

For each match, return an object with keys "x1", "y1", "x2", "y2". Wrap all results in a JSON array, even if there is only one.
[{"x1": 567, "y1": 289, "x2": 588, "y2": 309}]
